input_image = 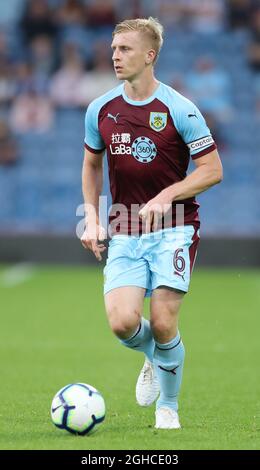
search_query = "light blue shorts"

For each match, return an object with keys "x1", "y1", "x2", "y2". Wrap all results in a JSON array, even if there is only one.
[{"x1": 104, "y1": 226, "x2": 200, "y2": 297}]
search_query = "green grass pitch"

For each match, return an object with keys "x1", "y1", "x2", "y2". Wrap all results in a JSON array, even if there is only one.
[{"x1": 0, "y1": 265, "x2": 259, "y2": 450}]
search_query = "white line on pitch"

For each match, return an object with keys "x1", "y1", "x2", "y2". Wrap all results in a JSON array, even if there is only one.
[{"x1": 0, "y1": 263, "x2": 36, "y2": 287}]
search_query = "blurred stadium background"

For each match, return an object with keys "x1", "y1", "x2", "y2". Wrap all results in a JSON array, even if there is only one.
[
  {"x1": 0, "y1": 0, "x2": 259, "y2": 266},
  {"x1": 1, "y1": 0, "x2": 260, "y2": 451}
]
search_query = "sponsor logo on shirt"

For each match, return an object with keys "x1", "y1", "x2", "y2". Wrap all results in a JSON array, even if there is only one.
[
  {"x1": 149, "y1": 112, "x2": 167, "y2": 132},
  {"x1": 110, "y1": 132, "x2": 132, "y2": 155},
  {"x1": 131, "y1": 136, "x2": 157, "y2": 163},
  {"x1": 109, "y1": 134, "x2": 157, "y2": 163},
  {"x1": 187, "y1": 135, "x2": 214, "y2": 151},
  {"x1": 110, "y1": 144, "x2": 132, "y2": 155}
]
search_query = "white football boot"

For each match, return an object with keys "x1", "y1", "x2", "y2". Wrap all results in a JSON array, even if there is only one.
[
  {"x1": 155, "y1": 407, "x2": 181, "y2": 429},
  {"x1": 136, "y1": 358, "x2": 160, "y2": 406}
]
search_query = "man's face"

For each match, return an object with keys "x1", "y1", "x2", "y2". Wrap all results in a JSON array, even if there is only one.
[{"x1": 111, "y1": 31, "x2": 154, "y2": 81}]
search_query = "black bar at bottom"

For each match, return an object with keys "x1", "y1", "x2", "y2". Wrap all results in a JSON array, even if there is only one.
[{"x1": 0, "y1": 450, "x2": 259, "y2": 467}]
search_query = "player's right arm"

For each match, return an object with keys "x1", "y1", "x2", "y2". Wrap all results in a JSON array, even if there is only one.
[{"x1": 81, "y1": 148, "x2": 106, "y2": 261}]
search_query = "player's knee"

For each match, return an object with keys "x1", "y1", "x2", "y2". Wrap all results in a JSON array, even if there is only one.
[
  {"x1": 110, "y1": 318, "x2": 139, "y2": 339},
  {"x1": 151, "y1": 313, "x2": 178, "y2": 341},
  {"x1": 106, "y1": 305, "x2": 141, "y2": 338},
  {"x1": 151, "y1": 317, "x2": 170, "y2": 338},
  {"x1": 111, "y1": 322, "x2": 135, "y2": 338}
]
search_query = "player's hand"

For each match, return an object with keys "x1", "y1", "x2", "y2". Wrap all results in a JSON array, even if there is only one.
[
  {"x1": 80, "y1": 225, "x2": 107, "y2": 261},
  {"x1": 138, "y1": 189, "x2": 172, "y2": 233}
]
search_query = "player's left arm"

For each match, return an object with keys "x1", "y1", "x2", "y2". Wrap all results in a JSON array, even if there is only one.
[
  {"x1": 163, "y1": 148, "x2": 223, "y2": 202},
  {"x1": 139, "y1": 96, "x2": 223, "y2": 229},
  {"x1": 139, "y1": 149, "x2": 223, "y2": 231}
]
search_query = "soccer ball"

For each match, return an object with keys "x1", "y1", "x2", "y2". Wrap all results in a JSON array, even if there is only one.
[{"x1": 50, "y1": 383, "x2": 105, "y2": 435}]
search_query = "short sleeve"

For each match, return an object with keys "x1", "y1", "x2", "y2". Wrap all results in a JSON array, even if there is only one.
[
  {"x1": 84, "y1": 101, "x2": 106, "y2": 154},
  {"x1": 175, "y1": 100, "x2": 217, "y2": 159}
]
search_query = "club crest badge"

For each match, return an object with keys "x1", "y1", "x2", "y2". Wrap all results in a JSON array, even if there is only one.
[{"x1": 149, "y1": 112, "x2": 167, "y2": 132}]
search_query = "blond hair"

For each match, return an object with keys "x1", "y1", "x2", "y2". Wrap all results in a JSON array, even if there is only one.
[{"x1": 112, "y1": 17, "x2": 164, "y2": 64}]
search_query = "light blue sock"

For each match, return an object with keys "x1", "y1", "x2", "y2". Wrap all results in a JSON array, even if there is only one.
[
  {"x1": 153, "y1": 332, "x2": 185, "y2": 411},
  {"x1": 120, "y1": 318, "x2": 155, "y2": 363}
]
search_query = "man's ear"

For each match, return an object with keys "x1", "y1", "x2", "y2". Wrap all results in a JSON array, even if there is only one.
[{"x1": 146, "y1": 49, "x2": 156, "y2": 64}]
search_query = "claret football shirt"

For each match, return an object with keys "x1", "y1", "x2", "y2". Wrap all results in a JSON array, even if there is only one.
[{"x1": 84, "y1": 82, "x2": 217, "y2": 235}]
